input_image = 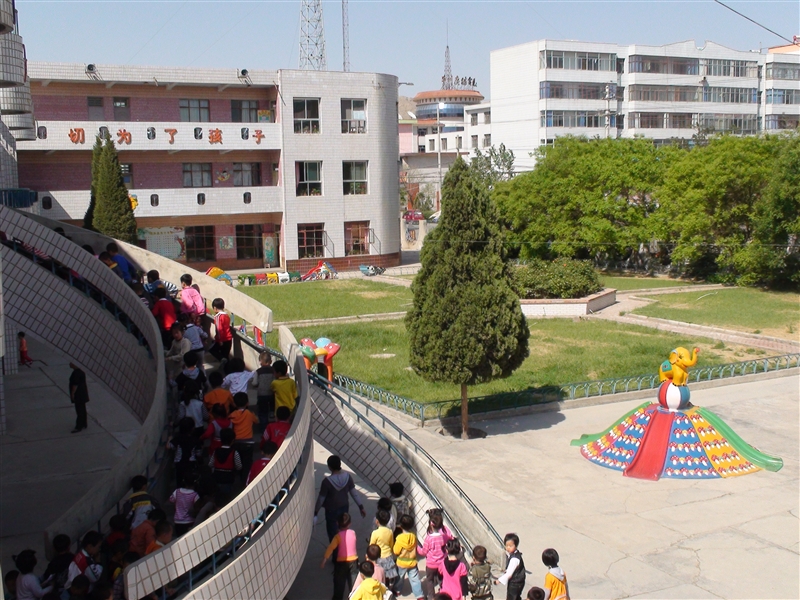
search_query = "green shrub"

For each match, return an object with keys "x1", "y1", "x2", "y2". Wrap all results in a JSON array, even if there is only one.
[{"x1": 516, "y1": 259, "x2": 603, "y2": 299}]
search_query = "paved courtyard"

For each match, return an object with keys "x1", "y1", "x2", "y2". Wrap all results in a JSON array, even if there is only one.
[
  {"x1": 406, "y1": 375, "x2": 799, "y2": 599},
  {"x1": 0, "y1": 335, "x2": 140, "y2": 574}
]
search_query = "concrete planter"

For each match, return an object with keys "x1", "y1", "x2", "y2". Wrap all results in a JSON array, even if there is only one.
[{"x1": 520, "y1": 288, "x2": 616, "y2": 317}]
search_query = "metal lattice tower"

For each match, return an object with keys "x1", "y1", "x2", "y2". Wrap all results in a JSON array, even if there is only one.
[
  {"x1": 342, "y1": 0, "x2": 350, "y2": 72},
  {"x1": 442, "y1": 44, "x2": 453, "y2": 90},
  {"x1": 299, "y1": 0, "x2": 327, "y2": 71}
]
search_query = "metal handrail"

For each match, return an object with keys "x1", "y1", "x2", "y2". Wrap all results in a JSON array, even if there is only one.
[
  {"x1": 334, "y1": 354, "x2": 800, "y2": 423},
  {"x1": 309, "y1": 374, "x2": 503, "y2": 556}
]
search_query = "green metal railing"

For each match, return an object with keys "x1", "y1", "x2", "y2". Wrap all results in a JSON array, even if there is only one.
[{"x1": 334, "y1": 354, "x2": 800, "y2": 424}]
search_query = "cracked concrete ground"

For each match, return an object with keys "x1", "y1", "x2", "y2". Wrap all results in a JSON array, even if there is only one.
[{"x1": 405, "y1": 376, "x2": 799, "y2": 599}]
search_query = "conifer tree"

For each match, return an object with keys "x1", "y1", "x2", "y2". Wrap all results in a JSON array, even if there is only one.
[
  {"x1": 93, "y1": 136, "x2": 137, "y2": 243},
  {"x1": 83, "y1": 135, "x2": 104, "y2": 230},
  {"x1": 406, "y1": 157, "x2": 529, "y2": 438}
]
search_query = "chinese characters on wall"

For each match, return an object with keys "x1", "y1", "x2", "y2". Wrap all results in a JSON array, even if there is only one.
[{"x1": 67, "y1": 126, "x2": 268, "y2": 145}]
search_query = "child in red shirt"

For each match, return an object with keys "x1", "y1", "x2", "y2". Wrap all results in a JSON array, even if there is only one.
[
  {"x1": 200, "y1": 404, "x2": 232, "y2": 455},
  {"x1": 262, "y1": 406, "x2": 292, "y2": 449},
  {"x1": 246, "y1": 441, "x2": 278, "y2": 485},
  {"x1": 18, "y1": 332, "x2": 33, "y2": 367},
  {"x1": 151, "y1": 288, "x2": 177, "y2": 346},
  {"x1": 209, "y1": 298, "x2": 232, "y2": 362}
]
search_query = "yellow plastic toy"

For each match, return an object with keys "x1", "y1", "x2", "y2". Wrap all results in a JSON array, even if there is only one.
[{"x1": 658, "y1": 347, "x2": 700, "y2": 386}]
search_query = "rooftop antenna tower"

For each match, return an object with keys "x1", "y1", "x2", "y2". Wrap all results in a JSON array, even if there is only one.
[
  {"x1": 342, "y1": 0, "x2": 350, "y2": 72},
  {"x1": 299, "y1": 0, "x2": 327, "y2": 71},
  {"x1": 442, "y1": 23, "x2": 453, "y2": 90}
]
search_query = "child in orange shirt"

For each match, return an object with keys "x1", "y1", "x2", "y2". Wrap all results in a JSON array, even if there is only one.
[
  {"x1": 229, "y1": 392, "x2": 258, "y2": 483},
  {"x1": 541, "y1": 548, "x2": 569, "y2": 600},
  {"x1": 204, "y1": 371, "x2": 234, "y2": 413},
  {"x1": 145, "y1": 521, "x2": 173, "y2": 555}
]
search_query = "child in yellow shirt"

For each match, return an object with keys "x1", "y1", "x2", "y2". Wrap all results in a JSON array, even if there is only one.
[
  {"x1": 368, "y1": 509, "x2": 397, "y2": 590},
  {"x1": 542, "y1": 548, "x2": 569, "y2": 600},
  {"x1": 271, "y1": 360, "x2": 298, "y2": 412},
  {"x1": 392, "y1": 514, "x2": 423, "y2": 598}
]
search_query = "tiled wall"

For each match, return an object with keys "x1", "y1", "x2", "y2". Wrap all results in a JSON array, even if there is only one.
[
  {"x1": 0, "y1": 208, "x2": 168, "y2": 547},
  {"x1": 124, "y1": 353, "x2": 312, "y2": 599}
]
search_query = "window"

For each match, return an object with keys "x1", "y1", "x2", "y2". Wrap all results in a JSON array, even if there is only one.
[
  {"x1": 42, "y1": 196, "x2": 52, "y2": 210},
  {"x1": 667, "y1": 113, "x2": 694, "y2": 129},
  {"x1": 179, "y1": 99, "x2": 210, "y2": 122},
  {"x1": 470, "y1": 135, "x2": 478, "y2": 149},
  {"x1": 120, "y1": 164, "x2": 133, "y2": 188},
  {"x1": 766, "y1": 63, "x2": 800, "y2": 80},
  {"x1": 484, "y1": 112, "x2": 491, "y2": 125},
  {"x1": 37, "y1": 126, "x2": 47, "y2": 139},
  {"x1": 483, "y1": 134, "x2": 491, "y2": 148},
  {"x1": 429, "y1": 139, "x2": 435, "y2": 152},
  {"x1": 629, "y1": 113, "x2": 665, "y2": 129},
  {"x1": 297, "y1": 223, "x2": 325, "y2": 258},
  {"x1": 236, "y1": 225, "x2": 262, "y2": 260},
  {"x1": 540, "y1": 50, "x2": 564, "y2": 69},
  {"x1": 766, "y1": 89, "x2": 800, "y2": 105},
  {"x1": 765, "y1": 114, "x2": 800, "y2": 130},
  {"x1": 343, "y1": 161, "x2": 367, "y2": 195},
  {"x1": 233, "y1": 163, "x2": 261, "y2": 186},
  {"x1": 185, "y1": 226, "x2": 215, "y2": 261},
  {"x1": 113, "y1": 98, "x2": 130, "y2": 120},
  {"x1": 470, "y1": 113, "x2": 478, "y2": 126},
  {"x1": 341, "y1": 99, "x2": 366, "y2": 133},
  {"x1": 182, "y1": 163, "x2": 212, "y2": 187},
  {"x1": 701, "y1": 59, "x2": 758, "y2": 78},
  {"x1": 231, "y1": 100, "x2": 258, "y2": 123},
  {"x1": 294, "y1": 98, "x2": 320, "y2": 133},
  {"x1": 702, "y1": 87, "x2": 757, "y2": 104},
  {"x1": 456, "y1": 136, "x2": 462, "y2": 150},
  {"x1": 88, "y1": 97, "x2": 104, "y2": 121},
  {"x1": 150, "y1": 194, "x2": 159, "y2": 207},
  {"x1": 441, "y1": 138, "x2": 448, "y2": 151},
  {"x1": 697, "y1": 113, "x2": 758, "y2": 134},
  {"x1": 296, "y1": 161, "x2": 322, "y2": 196},
  {"x1": 345, "y1": 221, "x2": 370, "y2": 256}
]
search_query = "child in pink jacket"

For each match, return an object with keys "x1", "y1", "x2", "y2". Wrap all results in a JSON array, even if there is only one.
[
  {"x1": 439, "y1": 539, "x2": 469, "y2": 600},
  {"x1": 417, "y1": 510, "x2": 452, "y2": 598}
]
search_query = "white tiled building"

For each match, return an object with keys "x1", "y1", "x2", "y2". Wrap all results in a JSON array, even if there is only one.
[
  {"x1": 491, "y1": 39, "x2": 800, "y2": 169},
  {"x1": 17, "y1": 64, "x2": 401, "y2": 272}
]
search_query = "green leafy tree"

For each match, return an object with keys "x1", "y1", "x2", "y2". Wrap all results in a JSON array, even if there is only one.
[
  {"x1": 653, "y1": 135, "x2": 780, "y2": 282},
  {"x1": 93, "y1": 136, "x2": 138, "y2": 243},
  {"x1": 494, "y1": 136, "x2": 680, "y2": 263},
  {"x1": 471, "y1": 143, "x2": 515, "y2": 189},
  {"x1": 406, "y1": 157, "x2": 529, "y2": 438},
  {"x1": 83, "y1": 135, "x2": 104, "y2": 230}
]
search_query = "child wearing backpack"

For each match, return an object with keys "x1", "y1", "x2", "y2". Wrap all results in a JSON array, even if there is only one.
[
  {"x1": 208, "y1": 428, "x2": 242, "y2": 495},
  {"x1": 200, "y1": 404, "x2": 232, "y2": 455},
  {"x1": 468, "y1": 545, "x2": 493, "y2": 600}
]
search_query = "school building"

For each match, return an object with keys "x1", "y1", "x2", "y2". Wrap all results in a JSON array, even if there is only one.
[{"x1": 16, "y1": 64, "x2": 401, "y2": 272}]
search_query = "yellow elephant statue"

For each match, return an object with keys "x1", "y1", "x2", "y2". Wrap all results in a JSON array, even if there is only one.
[{"x1": 658, "y1": 346, "x2": 699, "y2": 386}]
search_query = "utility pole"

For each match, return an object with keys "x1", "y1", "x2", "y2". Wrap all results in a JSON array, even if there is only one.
[
  {"x1": 342, "y1": 0, "x2": 349, "y2": 72},
  {"x1": 299, "y1": 0, "x2": 327, "y2": 71}
]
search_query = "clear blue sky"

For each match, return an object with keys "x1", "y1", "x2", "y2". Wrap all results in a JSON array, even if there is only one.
[{"x1": 18, "y1": 1, "x2": 799, "y2": 98}]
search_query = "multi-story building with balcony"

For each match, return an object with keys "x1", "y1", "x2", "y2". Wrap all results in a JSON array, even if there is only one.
[
  {"x1": 490, "y1": 40, "x2": 800, "y2": 169},
  {"x1": 17, "y1": 64, "x2": 401, "y2": 271}
]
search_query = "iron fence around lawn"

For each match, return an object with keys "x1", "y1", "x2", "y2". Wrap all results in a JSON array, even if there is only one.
[{"x1": 334, "y1": 354, "x2": 800, "y2": 425}]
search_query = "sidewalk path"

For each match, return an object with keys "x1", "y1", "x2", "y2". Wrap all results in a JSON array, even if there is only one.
[
  {"x1": 404, "y1": 376, "x2": 799, "y2": 599},
  {"x1": 0, "y1": 335, "x2": 140, "y2": 573},
  {"x1": 594, "y1": 291, "x2": 800, "y2": 355}
]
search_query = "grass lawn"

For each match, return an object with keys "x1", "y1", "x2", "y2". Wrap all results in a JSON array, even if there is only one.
[
  {"x1": 287, "y1": 319, "x2": 755, "y2": 403},
  {"x1": 632, "y1": 288, "x2": 800, "y2": 340},
  {"x1": 599, "y1": 275, "x2": 695, "y2": 291},
  {"x1": 239, "y1": 279, "x2": 412, "y2": 323}
]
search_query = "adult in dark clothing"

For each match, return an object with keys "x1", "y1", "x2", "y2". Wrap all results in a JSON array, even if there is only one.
[
  {"x1": 313, "y1": 455, "x2": 366, "y2": 542},
  {"x1": 69, "y1": 363, "x2": 89, "y2": 433}
]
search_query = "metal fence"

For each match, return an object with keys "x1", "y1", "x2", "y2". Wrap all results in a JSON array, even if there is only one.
[{"x1": 334, "y1": 354, "x2": 800, "y2": 424}]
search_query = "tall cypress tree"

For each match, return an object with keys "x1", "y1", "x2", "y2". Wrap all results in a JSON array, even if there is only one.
[
  {"x1": 406, "y1": 157, "x2": 529, "y2": 438},
  {"x1": 83, "y1": 135, "x2": 104, "y2": 231},
  {"x1": 93, "y1": 136, "x2": 138, "y2": 243}
]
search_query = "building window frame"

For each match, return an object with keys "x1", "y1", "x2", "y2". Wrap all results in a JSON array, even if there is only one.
[
  {"x1": 293, "y1": 98, "x2": 320, "y2": 133},
  {"x1": 179, "y1": 99, "x2": 210, "y2": 122},
  {"x1": 88, "y1": 96, "x2": 104, "y2": 121},
  {"x1": 297, "y1": 223, "x2": 325, "y2": 258},
  {"x1": 113, "y1": 97, "x2": 130, "y2": 121},
  {"x1": 235, "y1": 224, "x2": 263, "y2": 260},
  {"x1": 182, "y1": 163, "x2": 212, "y2": 188},
  {"x1": 231, "y1": 100, "x2": 258, "y2": 123},
  {"x1": 120, "y1": 164, "x2": 133, "y2": 188},
  {"x1": 343, "y1": 161, "x2": 368, "y2": 195},
  {"x1": 341, "y1": 98, "x2": 367, "y2": 133},
  {"x1": 344, "y1": 221, "x2": 370, "y2": 256},
  {"x1": 185, "y1": 225, "x2": 215, "y2": 262},
  {"x1": 233, "y1": 162, "x2": 262, "y2": 187},
  {"x1": 296, "y1": 161, "x2": 322, "y2": 196},
  {"x1": 482, "y1": 134, "x2": 491, "y2": 148}
]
